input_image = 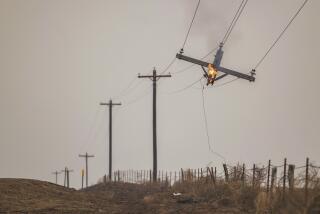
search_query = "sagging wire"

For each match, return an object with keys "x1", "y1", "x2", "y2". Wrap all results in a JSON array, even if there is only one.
[{"x1": 201, "y1": 83, "x2": 226, "y2": 163}]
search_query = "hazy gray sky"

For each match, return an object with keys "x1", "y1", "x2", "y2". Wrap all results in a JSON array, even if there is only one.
[{"x1": 0, "y1": 0, "x2": 319, "y2": 188}]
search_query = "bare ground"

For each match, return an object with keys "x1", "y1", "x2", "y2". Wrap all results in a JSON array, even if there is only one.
[
  {"x1": 1, "y1": 178, "x2": 319, "y2": 213},
  {"x1": 0, "y1": 178, "x2": 254, "y2": 213}
]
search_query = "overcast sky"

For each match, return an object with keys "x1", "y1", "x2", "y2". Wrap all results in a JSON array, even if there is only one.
[{"x1": 0, "y1": 0, "x2": 319, "y2": 188}]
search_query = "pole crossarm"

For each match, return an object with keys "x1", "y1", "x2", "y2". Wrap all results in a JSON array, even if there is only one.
[
  {"x1": 138, "y1": 74, "x2": 172, "y2": 78},
  {"x1": 100, "y1": 102, "x2": 121, "y2": 106},
  {"x1": 52, "y1": 171, "x2": 62, "y2": 175},
  {"x1": 79, "y1": 154, "x2": 95, "y2": 158},
  {"x1": 176, "y1": 53, "x2": 255, "y2": 82}
]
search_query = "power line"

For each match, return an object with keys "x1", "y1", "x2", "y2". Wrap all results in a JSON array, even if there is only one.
[
  {"x1": 173, "y1": 0, "x2": 249, "y2": 76},
  {"x1": 159, "y1": 56, "x2": 177, "y2": 75},
  {"x1": 208, "y1": 0, "x2": 310, "y2": 89},
  {"x1": 122, "y1": 84, "x2": 152, "y2": 108},
  {"x1": 112, "y1": 76, "x2": 138, "y2": 100},
  {"x1": 160, "y1": 0, "x2": 202, "y2": 75},
  {"x1": 180, "y1": 0, "x2": 201, "y2": 52},
  {"x1": 208, "y1": 76, "x2": 240, "y2": 89},
  {"x1": 254, "y1": 0, "x2": 310, "y2": 70},
  {"x1": 164, "y1": 76, "x2": 203, "y2": 95},
  {"x1": 222, "y1": 0, "x2": 245, "y2": 43},
  {"x1": 222, "y1": 0, "x2": 249, "y2": 45}
]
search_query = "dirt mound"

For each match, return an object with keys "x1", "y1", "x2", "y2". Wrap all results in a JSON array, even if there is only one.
[
  {"x1": 0, "y1": 178, "x2": 97, "y2": 213},
  {"x1": 0, "y1": 179, "x2": 252, "y2": 213}
]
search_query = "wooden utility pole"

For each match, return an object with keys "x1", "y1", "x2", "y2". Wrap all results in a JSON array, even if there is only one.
[
  {"x1": 100, "y1": 99, "x2": 121, "y2": 181},
  {"x1": 138, "y1": 68, "x2": 171, "y2": 182},
  {"x1": 52, "y1": 171, "x2": 61, "y2": 184},
  {"x1": 79, "y1": 152, "x2": 94, "y2": 188},
  {"x1": 61, "y1": 167, "x2": 73, "y2": 188}
]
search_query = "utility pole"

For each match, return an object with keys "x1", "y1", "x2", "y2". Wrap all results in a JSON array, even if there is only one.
[
  {"x1": 52, "y1": 170, "x2": 61, "y2": 184},
  {"x1": 176, "y1": 43, "x2": 255, "y2": 83},
  {"x1": 79, "y1": 152, "x2": 94, "y2": 188},
  {"x1": 81, "y1": 169, "x2": 84, "y2": 189},
  {"x1": 138, "y1": 68, "x2": 171, "y2": 182},
  {"x1": 100, "y1": 100, "x2": 121, "y2": 181},
  {"x1": 61, "y1": 167, "x2": 73, "y2": 188}
]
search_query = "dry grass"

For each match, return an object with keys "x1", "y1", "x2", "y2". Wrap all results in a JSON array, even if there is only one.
[{"x1": 169, "y1": 168, "x2": 320, "y2": 214}]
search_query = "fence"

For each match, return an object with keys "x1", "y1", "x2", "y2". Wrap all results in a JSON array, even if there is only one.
[{"x1": 102, "y1": 157, "x2": 320, "y2": 204}]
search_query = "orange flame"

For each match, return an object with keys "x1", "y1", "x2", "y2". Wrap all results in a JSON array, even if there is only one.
[{"x1": 208, "y1": 64, "x2": 218, "y2": 77}]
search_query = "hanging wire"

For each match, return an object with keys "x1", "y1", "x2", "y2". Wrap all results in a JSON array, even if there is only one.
[
  {"x1": 254, "y1": 0, "x2": 310, "y2": 70},
  {"x1": 201, "y1": 84, "x2": 226, "y2": 162}
]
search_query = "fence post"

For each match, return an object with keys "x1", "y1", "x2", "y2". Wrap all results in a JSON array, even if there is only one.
[
  {"x1": 270, "y1": 167, "x2": 277, "y2": 199},
  {"x1": 223, "y1": 164, "x2": 229, "y2": 182},
  {"x1": 197, "y1": 168, "x2": 200, "y2": 181},
  {"x1": 288, "y1": 164, "x2": 295, "y2": 192},
  {"x1": 207, "y1": 167, "x2": 213, "y2": 183},
  {"x1": 266, "y1": 160, "x2": 271, "y2": 194},
  {"x1": 181, "y1": 168, "x2": 184, "y2": 183},
  {"x1": 252, "y1": 164, "x2": 256, "y2": 188},
  {"x1": 283, "y1": 158, "x2": 287, "y2": 199},
  {"x1": 206, "y1": 168, "x2": 209, "y2": 183},
  {"x1": 305, "y1": 157, "x2": 309, "y2": 205},
  {"x1": 241, "y1": 164, "x2": 245, "y2": 186},
  {"x1": 214, "y1": 167, "x2": 217, "y2": 181}
]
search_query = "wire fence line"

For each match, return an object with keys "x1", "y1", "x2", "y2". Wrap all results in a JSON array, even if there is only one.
[
  {"x1": 98, "y1": 157, "x2": 318, "y2": 200},
  {"x1": 93, "y1": 157, "x2": 320, "y2": 210}
]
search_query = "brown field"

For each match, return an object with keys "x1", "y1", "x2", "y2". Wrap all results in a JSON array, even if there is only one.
[{"x1": 0, "y1": 178, "x2": 319, "y2": 213}]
